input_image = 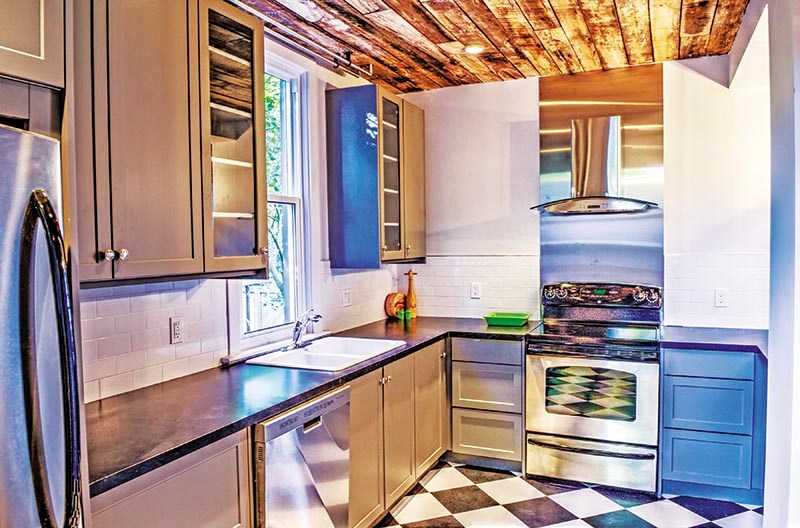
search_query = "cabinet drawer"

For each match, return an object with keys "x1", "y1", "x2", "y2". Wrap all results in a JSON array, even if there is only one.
[
  {"x1": 452, "y1": 408, "x2": 522, "y2": 462},
  {"x1": 451, "y1": 338, "x2": 522, "y2": 366},
  {"x1": 662, "y1": 429, "x2": 752, "y2": 489},
  {"x1": 452, "y1": 362, "x2": 522, "y2": 413},
  {"x1": 663, "y1": 349, "x2": 754, "y2": 380},
  {"x1": 663, "y1": 376, "x2": 754, "y2": 435}
]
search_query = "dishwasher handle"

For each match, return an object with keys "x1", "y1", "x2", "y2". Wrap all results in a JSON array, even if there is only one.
[{"x1": 255, "y1": 385, "x2": 350, "y2": 443}]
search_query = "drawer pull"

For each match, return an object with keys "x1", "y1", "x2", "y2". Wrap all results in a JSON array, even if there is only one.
[{"x1": 527, "y1": 438, "x2": 656, "y2": 460}]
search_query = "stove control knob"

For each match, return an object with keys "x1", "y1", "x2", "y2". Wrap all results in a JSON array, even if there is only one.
[
  {"x1": 543, "y1": 287, "x2": 556, "y2": 300},
  {"x1": 556, "y1": 288, "x2": 568, "y2": 299},
  {"x1": 633, "y1": 288, "x2": 647, "y2": 302},
  {"x1": 647, "y1": 289, "x2": 660, "y2": 303}
]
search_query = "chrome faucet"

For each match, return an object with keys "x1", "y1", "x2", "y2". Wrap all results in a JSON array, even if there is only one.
[{"x1": 292, "y1": 309, "x2": 322, "y2": 347}]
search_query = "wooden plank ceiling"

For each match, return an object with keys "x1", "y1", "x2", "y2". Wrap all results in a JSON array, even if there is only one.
[{"x1": 242, "y1": 0, "x2": 749, "y2": 93}]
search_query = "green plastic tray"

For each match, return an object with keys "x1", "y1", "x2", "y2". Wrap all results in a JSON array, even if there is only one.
[{"x1": 483, "y1": 312, "x2": 532, "y2": 327}]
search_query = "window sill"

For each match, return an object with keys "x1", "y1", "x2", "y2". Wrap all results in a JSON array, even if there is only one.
[{"x1": 225, "y1": 331, "x2": 331, "y2": 364}]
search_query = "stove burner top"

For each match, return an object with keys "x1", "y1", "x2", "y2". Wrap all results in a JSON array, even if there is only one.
[{"x1": 531, "y1": 321, "x2": 659, "y2": 346}]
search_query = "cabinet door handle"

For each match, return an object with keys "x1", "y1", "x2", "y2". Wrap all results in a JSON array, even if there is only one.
[
  {"x1": 102, "y1": 249, "x2": 116, "y2": 262},
  {"x1": 440, "y1": 351, "x2": 447, "y2": 359},
  {"x1": 117, "y1": 248, "x2": 130, "y2": 261},
  {"x1": 386, "y1": 375, "x2": 392, "y2": 383},
  {"x1": 405, "y1": 244, "x2": 411, "y2": 251},
  {"x1": 259, "y1": 246, "x2": 268, "y2": 257}
]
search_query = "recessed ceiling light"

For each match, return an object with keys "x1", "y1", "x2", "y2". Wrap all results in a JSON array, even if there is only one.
[{"x1": 464, "y1": 44, "x2": 485, "y2": 55}]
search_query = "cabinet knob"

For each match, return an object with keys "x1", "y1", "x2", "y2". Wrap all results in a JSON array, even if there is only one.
[
  {"x1": 102, "y1": 249, "x2": 117, "y2": 262},
  {"x1": 386, "y1": 375, "x2": 392, "y2": 383},
  {"x1": 440, "y1": 351, "x2": 447, "y2": 359},
  {"x1": 259, "y1": 246, "x2": 268, "y2": 257},
  {"x1": 118, "y1": 248, "x2": 130, "y2": 261},
  {"x1": 406, "y1": 244, "x2": 411, "y2": 251}
]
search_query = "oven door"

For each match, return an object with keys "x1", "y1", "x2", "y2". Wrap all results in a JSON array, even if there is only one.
[{"x1": 526, "y1": 353, "x2": 659, "y2": 446}]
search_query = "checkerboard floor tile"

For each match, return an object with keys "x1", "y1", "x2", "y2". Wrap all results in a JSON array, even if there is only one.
[{"x1": 377, "y1": 462, "x2": 763, "y2": 528}]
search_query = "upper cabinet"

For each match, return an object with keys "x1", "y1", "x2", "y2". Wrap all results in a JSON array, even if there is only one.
[
  {"x1": 326, "y1": 85, "x2": 426, "y2": 268},
  {"x1": 76, "y1": 0, "x2": 267, "y2": 283},
  {"x1": 0, "y1": 0, "x2": 64, "y2": 87},
  {"x1": 199, "y1": 0, "x2": 268, "y2": 273}
]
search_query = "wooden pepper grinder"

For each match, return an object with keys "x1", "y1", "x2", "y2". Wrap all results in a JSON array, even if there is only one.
[{"x1": 405, "y1": 270, "x2": 418, "y2": 318}]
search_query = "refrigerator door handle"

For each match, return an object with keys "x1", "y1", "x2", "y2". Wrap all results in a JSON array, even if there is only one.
[{"x1": 19, "y1": 189, "x2": 83, "y2": 528}]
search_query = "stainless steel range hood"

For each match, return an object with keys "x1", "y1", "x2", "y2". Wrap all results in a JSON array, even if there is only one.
[{"x1": 533, "y1": 116, "x2": 657, "y2": 215}]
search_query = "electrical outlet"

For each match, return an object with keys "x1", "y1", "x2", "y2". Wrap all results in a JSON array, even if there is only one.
[
  {"x1": 470, "y1": 282, "x2": 482, "y2": 299},
  {"x1": 169, "y1": 317, "x2": 185, "y2": 344},
  {"x1": 714, "y1": 288, "x2": 729, "y2": 308},
  {"x1": 342, "y1": 288, "x2": 353, "y2": 307}
]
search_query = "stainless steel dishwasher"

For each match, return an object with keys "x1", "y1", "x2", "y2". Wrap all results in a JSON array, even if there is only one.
[{"x1": 254, "y1": 385, "x2": 350, "y2": 528}]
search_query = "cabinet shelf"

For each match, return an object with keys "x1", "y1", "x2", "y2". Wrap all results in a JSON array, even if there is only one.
[
  {"x1": 211, "y1": 156, "x2": 253, "y2": 168},
  {"x1": 383, "y1": 188, "x2": 399, "y2": 194},
  {"x1": 210, "y1": 102, "x2": 251, "y2": 119},
  {"x1": 384, "y1": 222, "x2": 400, "y2": 227},
  {"x1": 382, "y1": 154, "x2": 399, "y2": 162},
  {"x1": 209, "y1": 45, "x2": 249, "y2": 67},
  {"x1": 212, "y1": 211, "x2": 254, "y2": 219},
  {"x1": 382, "y1": 120, "x2": 398, "y2": 130}
]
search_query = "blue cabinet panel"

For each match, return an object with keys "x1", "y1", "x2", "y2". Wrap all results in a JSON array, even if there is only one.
[
  {"x1": 663, "y1": 349, "x2": 754, "y2": 380},
  {"x1": 662, "y1": 429, "x2": 752, "y2": 489},
  {"x1": 663, "y1": 376, "x2": 754, "y2": 435}
]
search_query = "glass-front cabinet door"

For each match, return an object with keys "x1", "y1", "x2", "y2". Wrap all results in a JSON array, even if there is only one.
[
  {"x1": 199, "y1": 0, "x2": 267, "y2": 273},
  {"x1": 379, "y1": 91, "x2": 406, "y2": 261}
]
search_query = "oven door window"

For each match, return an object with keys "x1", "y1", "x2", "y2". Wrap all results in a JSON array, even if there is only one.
[{"x1": 545, "y1": 366, "x2": 637, "y2": 422}]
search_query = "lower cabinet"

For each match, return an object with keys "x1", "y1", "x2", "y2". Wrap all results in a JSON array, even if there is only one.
[
  {"x1": 349, "y1": 341, "x2": 448, "y2": 528},
  {"x1": 450, "y1": 338, "x2": 524, "y2": 463},
  {"x1": 349, "y1": 370, "x2": 386, "y2": 528},
  {"x1": 660, "y1": 348, "x2": 767, "y2": 503},
  {"x1": 383, "y1": 354, "x2": 417, "y2": 506},
  {"x1": 91, "y1": 431, "x2": 251, "y2": 528},
  {"x1": 414, "y1": 340, "x2": 448, "y2": 476}
]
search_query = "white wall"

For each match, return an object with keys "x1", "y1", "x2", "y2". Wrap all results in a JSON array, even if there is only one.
[
  {"x1": 663, "y1": 13, "x2": 771, "y2": 329},
  {"x1": 398, "y1": 79, "x2": 540, "y2": 316},
  {"x1": 403, "y1": 78, "x2": 540, "y2": 257},
  {"x1": 765, "y1": 0, "x2": 800, "y2": 525}
]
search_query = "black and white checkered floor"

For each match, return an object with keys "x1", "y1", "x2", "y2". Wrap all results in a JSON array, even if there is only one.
[{"x1": 376, "y1": 461, "x2": 763, "y2": 528}]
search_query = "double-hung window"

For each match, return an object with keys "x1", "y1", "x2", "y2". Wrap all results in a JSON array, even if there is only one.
[{"x1": 229, "y1": 54, "x2": 309, "y2": 351}]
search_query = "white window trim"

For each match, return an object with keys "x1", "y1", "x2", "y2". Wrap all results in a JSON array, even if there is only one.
[{"x1": 227, "y1": 53, "x2": 312, "y2": 355}]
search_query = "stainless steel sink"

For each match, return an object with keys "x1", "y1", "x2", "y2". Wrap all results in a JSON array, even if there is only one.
[{"x1": 246, "y1": 336, "x2": 406, "y2": 371}]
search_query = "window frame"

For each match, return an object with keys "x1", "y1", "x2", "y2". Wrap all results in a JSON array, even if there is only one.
[{"x1": 227, "y1": 52, "x2": 311, "y2": 355}]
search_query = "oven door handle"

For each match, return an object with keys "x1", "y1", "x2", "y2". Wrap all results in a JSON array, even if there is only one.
[{"x1": 527, "y1": 438, "x2": 656, "y2": 460}]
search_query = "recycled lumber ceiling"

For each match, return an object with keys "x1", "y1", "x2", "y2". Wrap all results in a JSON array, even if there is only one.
[{"x1": 242, "y1": 0, "x2": 749, "y2": 93}]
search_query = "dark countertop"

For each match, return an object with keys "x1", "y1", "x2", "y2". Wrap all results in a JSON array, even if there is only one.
[
  {"x1": 660, "y1": 325, "x2": 768, "y2": 355},
  {"x1": 86, "y1": 317, "x2": 536, "y2": 497},
  {"x1": 86, "y1": 316, "x2": 768, "y2": 497}
]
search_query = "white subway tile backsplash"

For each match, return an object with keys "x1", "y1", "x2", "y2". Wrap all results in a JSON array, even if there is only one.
[
  {"x1": 132, "y1": 365, "x2": 164, "y2": 390},
  {"x1": 664, "y1": 252, "x2": 769, "y2": 329},
  {"x1": 96, "y1": 297, "x2": 130, "y2": 317},
  {"x1": 116, "y1": 350, "x2": 148, "y2": 372},
  {"x1": 163, "y1": 358, "x2": 191, "y2": 381},
  {"x1": 398, "y1": 255, "x2": 540, "y2": 319},
  {"x1": 80, "y1": 279, "x2": 230, "y2": 401},
  {"x1": 83, "y1": 357, "x2": 117, "y2": 382},
  {"x1": 81, "y1": 317, "x2": 115, "y2": 340},
  {"x1": 97, "y1": 334, "x2": 132, "y2": 359},
  {"x1": 131, "y1": 328, "x2": 162, "y2": 351},
  {"x1": 83, "y1": 381, "x2": 100, "y2": 403},
  {"x1": 99, "y1": 372, "x2": 134, "y2": 399},
  {"x1": 147, "y1": 345, "x2": 176, "y2": 366},
  {"x1": 114, "y1": 312, "x2": 146, "y2": 333}
]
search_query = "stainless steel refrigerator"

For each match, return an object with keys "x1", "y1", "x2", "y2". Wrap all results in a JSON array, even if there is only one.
[{"x1": 0, "y1": 124, "x2": 85, "y2": 527}]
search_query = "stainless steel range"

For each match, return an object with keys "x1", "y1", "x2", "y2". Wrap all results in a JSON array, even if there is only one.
[{"x1": 525, "y1": 282, "x2": 662, "y2": 492}]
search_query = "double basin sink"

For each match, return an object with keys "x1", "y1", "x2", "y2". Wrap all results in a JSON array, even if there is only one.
[{"x1": 246, "y1": 336, "x2": 407, "y2": 372}]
